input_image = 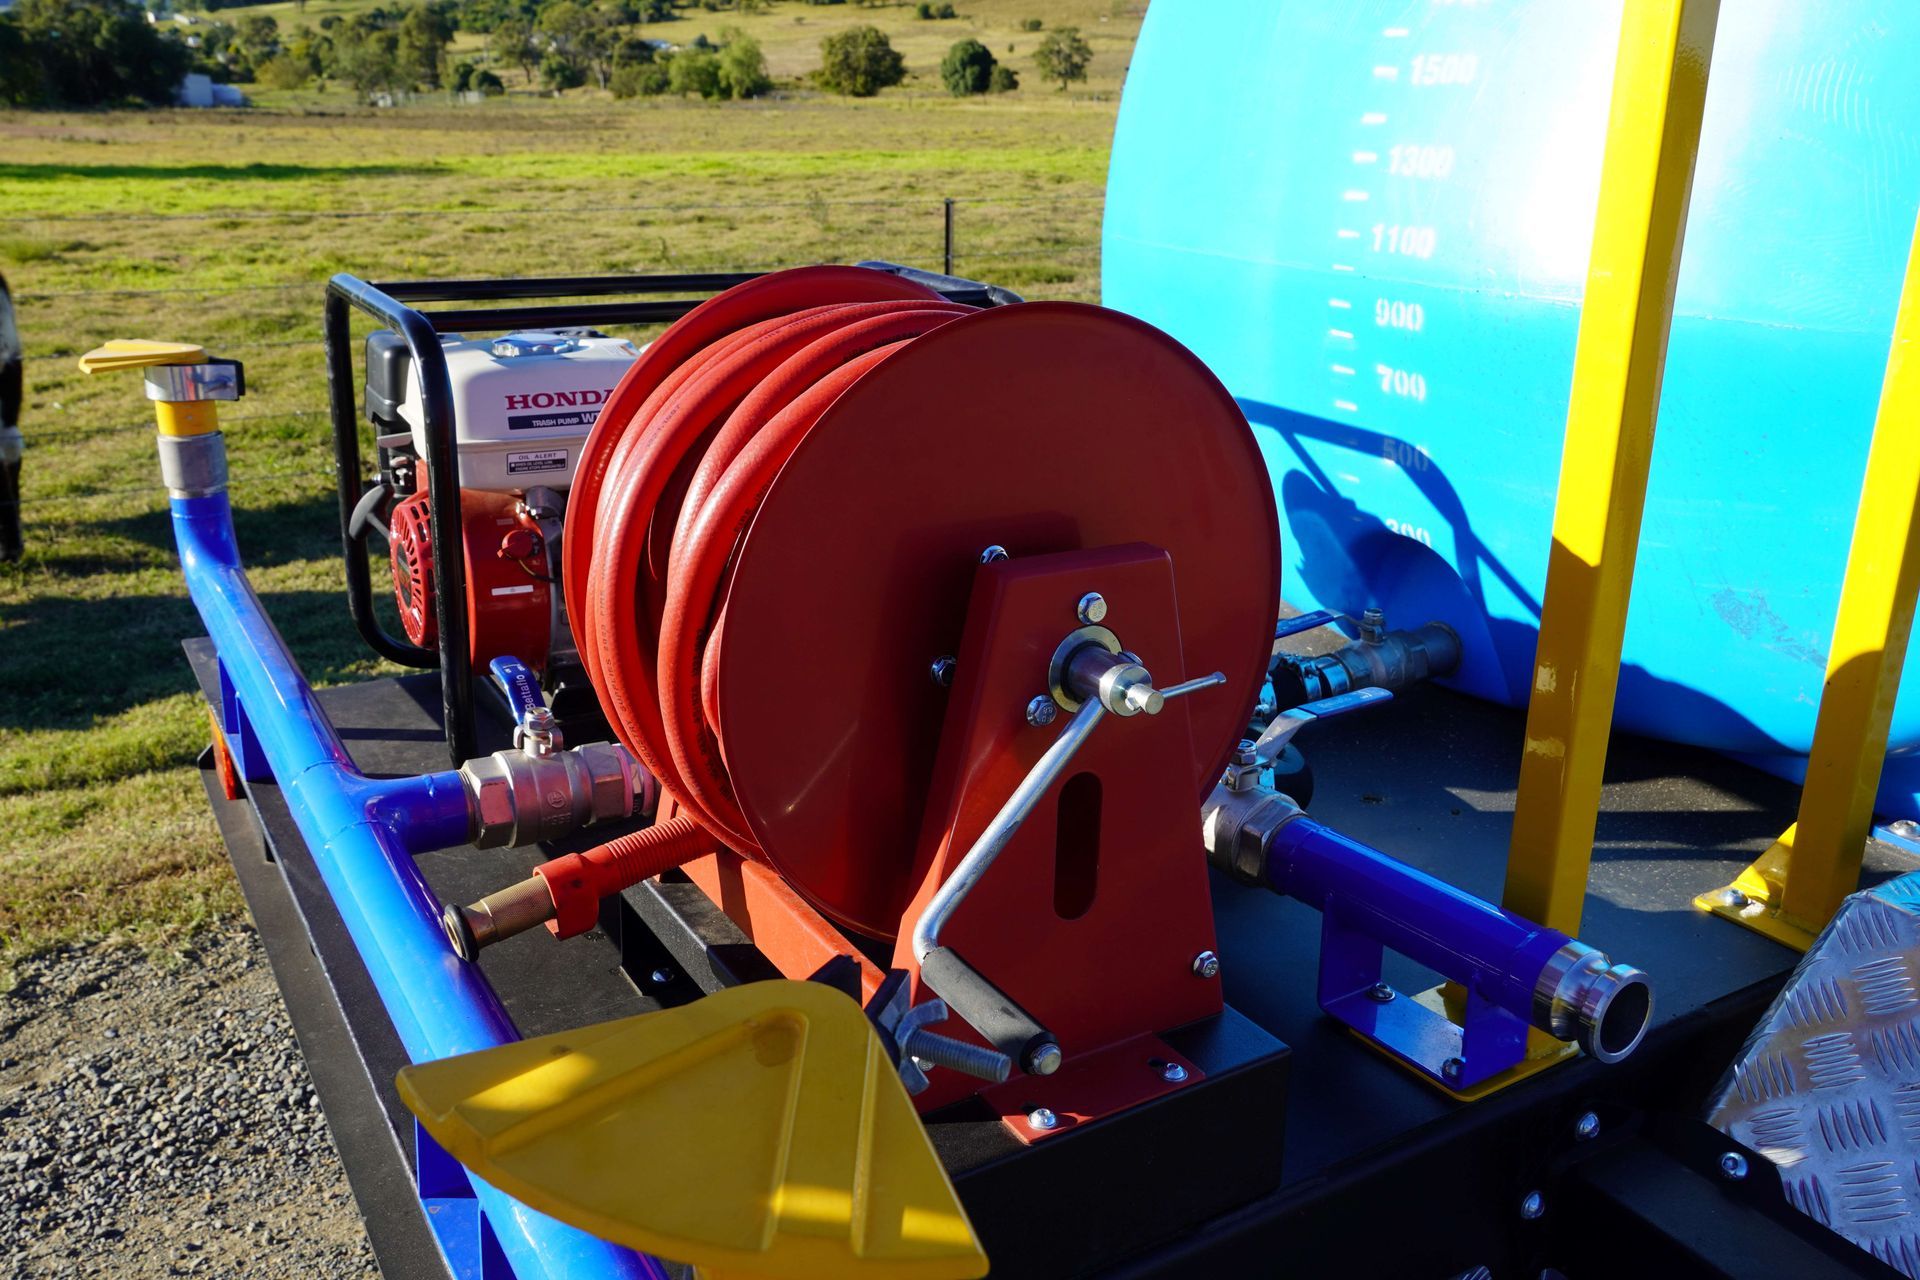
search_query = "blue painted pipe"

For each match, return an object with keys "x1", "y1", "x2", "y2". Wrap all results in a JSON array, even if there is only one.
[
  {"x1": 172, "y1": 489, "x2": 662, "y2": 1280},
  {"x1": 1258, "y1": 812, "x2": 1652, "y2": 1064},
  {"x1": 1265, "y1": 816, "x2": 1562, "y2": 1014}
]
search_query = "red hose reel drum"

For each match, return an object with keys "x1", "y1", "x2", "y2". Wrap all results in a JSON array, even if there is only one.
[{"x1": 569, "y1": 268, "x2": 1281, "y2": 942}]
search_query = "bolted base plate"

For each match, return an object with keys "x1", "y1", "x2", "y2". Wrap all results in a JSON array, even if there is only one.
[
  {"x1": 1693, "y1": 845, "x2": 1822, "y2": 954},
  {"x1": 979, "y1": 1033, "x2": 1202, "y2": 1145}
]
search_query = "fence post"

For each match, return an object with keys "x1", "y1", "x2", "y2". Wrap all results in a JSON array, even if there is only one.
[{"x1": 943, "y1": 198, "x2": 955, "y2": 277}]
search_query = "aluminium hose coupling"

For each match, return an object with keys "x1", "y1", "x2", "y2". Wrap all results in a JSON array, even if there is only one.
[
  {"x1": 1532, "y1": 940, "x2": 1654, "y2": 1065},
  {"x1": 157, "y1": 431, "x2": 228, "y2": 499},
  {"x1": 459, "y1": 740, "x2": 650, "y2": 849}
]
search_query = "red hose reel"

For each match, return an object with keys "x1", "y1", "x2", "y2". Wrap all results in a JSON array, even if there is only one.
[{"x1": 542, "y1": 265, "x2": 1280, "y2": 1115}]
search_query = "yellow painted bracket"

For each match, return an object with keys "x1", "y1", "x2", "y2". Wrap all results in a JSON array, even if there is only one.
[
  {"x1": 396, "y1": 981, "x2": 988, "y2": 1280},
  {"x1": 1484, "y1": 0, "x2": 1721, "y2": 1081},
  {"x1": 1501, "y1": 0, "x2": 1720, "y2": 940},
  {"x1": 75, "y1": 338, "x2": 205, "y2": 373},
  {"x1": 1697, "y1": 209, "x2": 1920, "y2": 952}
]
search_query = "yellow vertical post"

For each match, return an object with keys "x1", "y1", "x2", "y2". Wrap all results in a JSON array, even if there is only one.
[
  {"x1": 1501, "y1": 0, "x2": 1721, "y2": 944},
  {"x1": 1696, "y1": 212, "x2": 1920, "y2": 951}
]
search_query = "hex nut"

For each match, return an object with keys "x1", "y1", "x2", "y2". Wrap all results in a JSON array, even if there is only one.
[
  {"x1": 463, "y1": 756, "x2": 517, "y2": 847},
  {"x1": 578, "y1": 741, "x2": 638, "y2": 825}
]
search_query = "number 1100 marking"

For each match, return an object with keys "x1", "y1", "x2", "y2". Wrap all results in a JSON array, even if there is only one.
[{"x1": 1371, "y1": 223, "x2": 1437, "y2": 258}]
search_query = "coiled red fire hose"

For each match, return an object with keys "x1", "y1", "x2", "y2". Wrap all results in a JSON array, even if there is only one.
[{"x1": 449, "y1": 269, "x2": 976, "y2": 954}]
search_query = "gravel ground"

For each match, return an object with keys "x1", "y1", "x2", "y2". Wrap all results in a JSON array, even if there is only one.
[{"x1": 1, "y1": 927, "x2": 377, "y2": 1278}]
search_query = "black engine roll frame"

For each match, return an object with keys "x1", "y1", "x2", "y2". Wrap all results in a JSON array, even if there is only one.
[{"x1": 323, "y1": 266, "x2": 1016, "y2": 765}]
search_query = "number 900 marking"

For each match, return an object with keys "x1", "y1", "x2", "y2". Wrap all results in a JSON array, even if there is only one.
[{"x1": 1374, "y1": 299, "x2": 1425, "y2": 331}]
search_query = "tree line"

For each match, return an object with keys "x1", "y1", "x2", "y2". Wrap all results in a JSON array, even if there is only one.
[{"x1": 0, "y1": 0, "x2": 1094, "y2": 108}]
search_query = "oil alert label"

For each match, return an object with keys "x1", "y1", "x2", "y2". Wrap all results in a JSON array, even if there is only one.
[{"x1": 507, "y1": 449, "x2": 568, "y2": 475}]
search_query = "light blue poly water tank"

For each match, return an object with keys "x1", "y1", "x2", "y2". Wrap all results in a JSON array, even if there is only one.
[{"x1": 1104, "y1": 1, "x2": 1920, "y2": 815}]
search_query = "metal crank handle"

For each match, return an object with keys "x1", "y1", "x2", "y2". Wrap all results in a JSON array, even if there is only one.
[
  {"x1": 1159, "y1": 671, "x2": 1227, "y2": 701},
  {"x1": 911, "y1": 692, "x2": 1105, "y2": 1075},
  {"x1": 911, "y1": 654, "x2": 1224, "y2": 1075}
]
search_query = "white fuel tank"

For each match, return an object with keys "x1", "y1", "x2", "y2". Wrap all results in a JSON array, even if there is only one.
[{"x1": 401, "y1": 331, "x2": 638, "y2": 492}]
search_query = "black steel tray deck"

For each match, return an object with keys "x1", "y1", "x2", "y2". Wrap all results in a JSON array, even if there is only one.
[{"x1": 186, "y1": 635, "x2": 1919, "y2": 1280}]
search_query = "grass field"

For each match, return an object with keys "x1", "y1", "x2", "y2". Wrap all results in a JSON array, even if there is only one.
[{"x1": 0, "y1": 0, "x2": 1145, "y2": 983}]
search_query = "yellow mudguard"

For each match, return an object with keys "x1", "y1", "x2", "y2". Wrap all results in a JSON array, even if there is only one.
[
  {"x1": 76, "y1": 339, "x2": 206, "y2": 373},
  {"x1": 396, "y1": 980, "x2": 988, "y2": 1280}
]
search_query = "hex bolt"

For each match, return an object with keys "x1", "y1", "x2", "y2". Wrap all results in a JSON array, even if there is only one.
[
  {"x1": 1574, "y1": 1111, "x2": 1601, "y2": 1141},
  {"x1": 901, "y1": 1028, "x2": 1012, "y2": 1084},
  {"x1": 1192, "y1": 949, "x2": 1222, "y2": 979},
  {"x1": 1026, "y1": 1106, "x2": 1059, "y2": 1131},
  {"x1": 929, "y1": 656, "x2": 956, "y2": 688},
  {"x1": 1160, "y1": 1062, "x2": 1189, "y2": 1084},
  {"x1": 979, "y1": 545, "x2": 1009, "y2": 564},
  {"x1": 1519, "y1": 1191, "x2": 1544, "y2": 1221},
  {"x1": 1719, "y1": 1152, "x2": 1749, "y2": 1181},
  {"x1": 649, "y1": 967, "x2": 675, "y2": 986},
  {"x1": 1076, "y1": 592, "x2": 1108, "y2": 625},
  {"x1": 1717, "y1": 887, "x2": 1750, "y2": 910},
  {"x1": 1368, "y1": 982, "x2": 1396, "y2": 1003},
  {"x1": 1025, "y1": 696, "x2": 1058, "y2": 728}
]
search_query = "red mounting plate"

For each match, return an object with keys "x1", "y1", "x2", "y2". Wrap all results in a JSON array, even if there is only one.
[
  {"x1": 715, "y1": 302, "x2": 1282, "y2": 939},
  {"x1": 982, "y1": 1035, "x2": 1204, "y2": 1145},
  {"x1": 890, "y1": 543, "x2": 1225, "y2": 1111}
]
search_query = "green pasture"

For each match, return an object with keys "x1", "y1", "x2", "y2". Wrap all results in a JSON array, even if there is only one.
[{"x1": 0, "y1": 0, "x2": 1141, "y2": 982}]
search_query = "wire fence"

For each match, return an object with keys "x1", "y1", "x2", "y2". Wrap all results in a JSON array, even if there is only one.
[
  {"x1": 13, "y1": 247, "x2": 1100, "y2": 306},
  {"x1": 26, "y1": 408, "x2": 326, "y2": 443},
  {"x1": 8, "y1": 192, "x2": 1107, "y2": 522},
  {"x1": 0, "y1": 193, "x2": 1102, "y2": 228}
]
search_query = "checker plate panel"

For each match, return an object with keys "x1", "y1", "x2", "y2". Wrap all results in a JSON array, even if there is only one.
[{"x1": 1708, "y1": 872, "x2": 1920, "y2": 1276}]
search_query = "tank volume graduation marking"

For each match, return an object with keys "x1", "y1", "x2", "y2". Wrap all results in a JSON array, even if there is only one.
[
  {"x1": 1390, "y1": 145, "x2": 1457, "y2": 179},
  {"x1": 1322, "y1": 0, "x2": 1484, "y2": 462},
  {"x1": 1372, "y1": 224, "x2": 1438, "y2": 258}
]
